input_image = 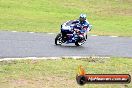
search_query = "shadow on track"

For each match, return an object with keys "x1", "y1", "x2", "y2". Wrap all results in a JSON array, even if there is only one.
[{"x1": 54, "y1": 44, "x2": 85, "y2": 49}]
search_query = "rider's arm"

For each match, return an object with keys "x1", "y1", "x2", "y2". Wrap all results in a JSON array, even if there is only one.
[{"x1": 84, "y1": 20, "x2": 92, "y2": 31}]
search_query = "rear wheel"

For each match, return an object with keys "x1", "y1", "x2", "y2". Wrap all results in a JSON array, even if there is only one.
[
  {"x1": 75, "y1": 41, "x2": 85, "y2": 46},
  {"x1": 55, "y1": 33, "x2": 62, "y2": 45},
  {"x1": 75, "y1": 41, "x2": 80, "y2": 46},
  {"x1": 75, "y1": 38, "x2": 85, "y2": 46}
]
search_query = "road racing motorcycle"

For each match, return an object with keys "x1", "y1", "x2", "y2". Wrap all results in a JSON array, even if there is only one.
[{"x1": 55, "y1": 21, "x2": 92, "y2": 46}]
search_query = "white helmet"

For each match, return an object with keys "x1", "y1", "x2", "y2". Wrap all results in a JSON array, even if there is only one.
[
  {"x1": 80, "y1": 14, "x2": 86, "y2": 19},
  {"x1": 79, "y1": 14, "x2": 87, "y2": 22}
]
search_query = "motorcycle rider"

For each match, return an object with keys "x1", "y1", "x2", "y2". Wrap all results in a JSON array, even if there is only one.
[{"x1": 61, "y1": 14, "x2": 92, "y2": 42}]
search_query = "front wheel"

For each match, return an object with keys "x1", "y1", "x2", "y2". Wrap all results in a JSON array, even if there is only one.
[{"x1": 55, "y1": 33, "x2": 62, "y2": 45}]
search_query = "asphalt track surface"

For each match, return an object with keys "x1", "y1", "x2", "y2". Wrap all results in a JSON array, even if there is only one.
[{"x1": 0, "y1": 31, "x2": 132, "y2": 58}]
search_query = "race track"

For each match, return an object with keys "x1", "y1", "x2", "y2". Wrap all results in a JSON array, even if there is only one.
[{"x1": 0, "y1": 31, "x2": 132, "y2": 58}]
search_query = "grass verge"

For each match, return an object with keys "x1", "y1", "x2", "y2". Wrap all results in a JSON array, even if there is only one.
[
  {"x1": 0, "y1": 57, "x2": 132, "y2": 88},
  {"x1": 0, "y1": 0, "x2": 132, "y2": 36}
]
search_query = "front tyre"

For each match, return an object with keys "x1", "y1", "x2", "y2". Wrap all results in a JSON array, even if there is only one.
[{"x1": 55, "y1": 33, "x2": 62, "y2": 45}]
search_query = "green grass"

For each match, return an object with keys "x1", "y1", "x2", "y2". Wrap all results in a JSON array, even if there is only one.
[
  {"x1": 0, "y1": 57, "x2": 132, "y2": 88},
  {"x1": 0, "y1": 0, "x2": 132, "y2": 36}
]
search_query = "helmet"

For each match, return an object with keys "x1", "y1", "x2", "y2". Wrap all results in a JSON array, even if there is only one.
[{"x1": 79, "y1": 14, "x2": 87, "y2": 22}]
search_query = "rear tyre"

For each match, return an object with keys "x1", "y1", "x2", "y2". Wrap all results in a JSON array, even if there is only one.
[
  {"x1": 55, "y1": 33, "x2": 62, "y2": 45},
  {"x1": 75, "y1": 41, "x2": 80, "y2": 46},
  {"x1": 75, "y1": 38, "x2": 85, "y2": 46}
]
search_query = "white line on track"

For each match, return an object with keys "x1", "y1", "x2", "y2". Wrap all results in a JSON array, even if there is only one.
[
  {"x1": 11, "y1": 31, "x2": 17, "y2": 32},
  {"x1": 47, "y1": 33, "x2": 55, "y2": 35},
  {"x1": 29, "y1": 32, "x2": 35, "y2": 34},
  {"x1": 109, "y1": 36, "x2": 118, "y2": 37},
  {"x1": 0, "y1": 56, "x2": 110, "y2": 61},
  {"x1": 90, "y1": 35, "x2": 98, "y2": 36},
  {"x1": 7, "y1": 31, "x2": 126, "y2": 38}
]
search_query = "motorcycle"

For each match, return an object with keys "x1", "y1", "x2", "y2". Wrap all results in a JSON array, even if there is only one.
[{"x1": 55, "y1": 22, "x2": 92, "y2": 46}]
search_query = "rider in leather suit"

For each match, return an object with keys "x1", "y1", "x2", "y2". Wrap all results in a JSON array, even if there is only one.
[{"x1": 61, "y1": 14, "x2": 91, "y2": 42}]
